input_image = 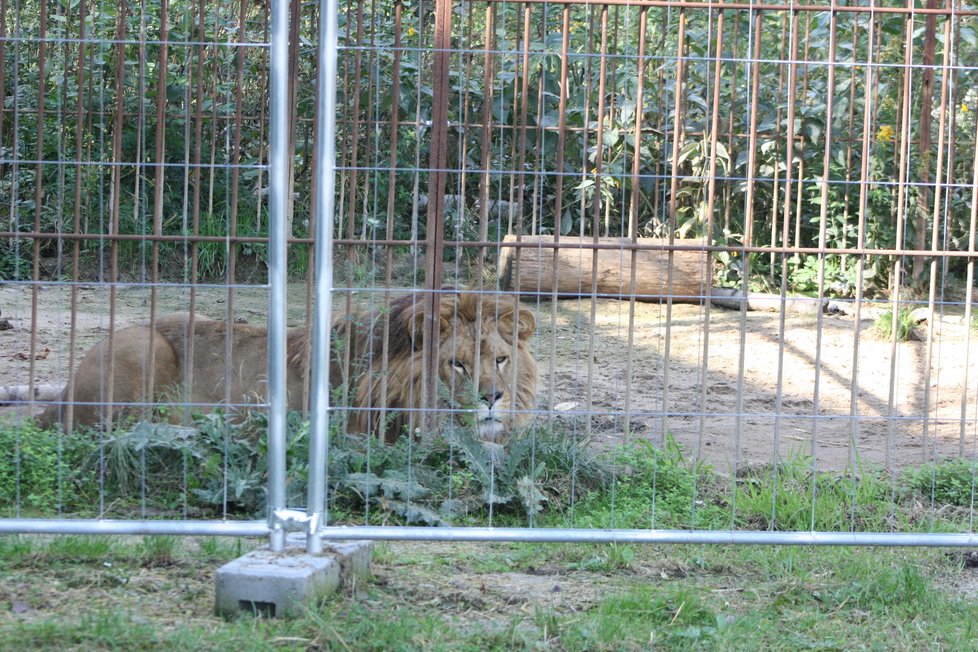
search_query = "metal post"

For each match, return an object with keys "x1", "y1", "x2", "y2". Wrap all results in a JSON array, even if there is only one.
[
  {"x1": 306, "y1": 0, "x2": 339, "y2": 555},
  {"x1": 267, "y1": 0, "x2": 290, "y2": 553}
]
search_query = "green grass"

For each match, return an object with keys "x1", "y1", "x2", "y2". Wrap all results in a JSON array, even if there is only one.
[
  {"x1": 6, "y1": 422, "x2": 978, "y2": 648},
  {"x1": 2, "y1": 536, "x2": 978, "y2": 650}
]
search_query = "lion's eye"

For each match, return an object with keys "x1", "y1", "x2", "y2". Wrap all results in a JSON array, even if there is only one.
[
  {"x1": 495, "y1": 356, "x2": 508, "y2": 369},
  {"x1": 450, "y1": 359, "x2": 468, "y2": 375}
]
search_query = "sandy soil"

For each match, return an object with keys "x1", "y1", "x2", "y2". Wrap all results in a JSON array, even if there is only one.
[{"x1": 2, "y1": 282, "x2": 976, "y2": 471}]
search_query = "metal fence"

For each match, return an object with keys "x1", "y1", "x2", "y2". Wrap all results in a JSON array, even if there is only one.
[{"x1": 3, "y1": 0, "x2": 978, "y2": 550}]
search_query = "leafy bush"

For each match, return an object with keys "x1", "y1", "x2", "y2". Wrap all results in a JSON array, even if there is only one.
[
  {"x1": 328, "y1": 422, "x2": 610, "y2": 526},
  {"x1": 0, "y1": 421, "x2": 96, "y2": 512},
  {"x1": 904, "y1": 458, "x2": 978, "y2": 507},
  {"x1": 71, "y1": 412, "x2": 610, "y2": 524}
]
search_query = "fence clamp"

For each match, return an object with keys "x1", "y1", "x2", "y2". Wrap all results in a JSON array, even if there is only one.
[{"x1": 271, "y1": 508, "x2": 320, "y2": 536}]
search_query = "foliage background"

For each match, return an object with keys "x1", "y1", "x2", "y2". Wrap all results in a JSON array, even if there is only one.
[{"x1": 2, "y1": 1, "x2": 977, "y2": 294}]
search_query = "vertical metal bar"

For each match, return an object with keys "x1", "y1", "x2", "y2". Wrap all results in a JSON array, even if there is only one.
[
  {"x1": 792, "y1": 16, "x2": 812, "y2": 270},
  {"x1": 105, "y1": 0, "x2": 128, "y2": 434},
  {"x1": 622, "y1": 7, "x2": 648, "y2": 439},
  {"x1": 64, "y1": 0, "x2": 89, "y2": 433},
  {"x1": 886, "y1": 13, "x2": 915, "y2": 471},
  {"x1": 961, "y1": 81, "x2": 978, "y2": 456},
  {"x1": 849, "y1": 10, "x2": 876, "y2": 477},
  {"x1": 696, "y1": 8, "x2": 724, "y2": 462},
  {"x1": 267, "y1": 0, "x2": 290, "y2": 553},
  {"x1": 27, "y1": 0, "x2": 47, "y2": 414},
  {"x1": 378, "y1": 0, "x2": 405, "y2": 434},
  {"x1": 358, "y1": 0, "x2": 377, "y2": 243},
  {"x1": 839, "y1": 18, "x2": 859, "y2": 275},
  {"x1": 771, "y1": 8, "x2": 799, "y2": 485},
  {"x1": 722, "y1": 14, "x2": 741, "y2": 235},
  {"x1": 547, "y1": 5, "x2": 571, "y2": 413},
  {"x1": 306, "y1": 0, "x2": 338, "y2": 555},
  {"x1": 586, "y1": 4, "x2": 609, "y2": 439},
  {"x1": 423, "y1": 0, "x2": 452, "y2": 428},
  {"x1": 0, "y1": 0, "x2": 5, "y2": 158},
  {"x1": 224, "y1": 0, "x2": 247, "y2": 448},
  {"x1": 768, "y1": 13, "x2": 788, "y2": 283},
  {"x1": 476, "y1": 2, "x2": 494, "y2": 276},
  {"x1": 921, "y1": 14, "x2": 952, "y2": 463},
  {"x1": 732, "y1": 10, "x2": 764, "y2": 506},
  {"x1": 812, "y1": 5, "x2": 838, "y2": 526},
  {"x1": 148, "y1": 0, "x2": 168, "y2": 422},
  {"x1": 914, "y1": 0, "x2": 939, "y2": 283},
  {"x1": 660, "y1": 7, "x2": 685, "y2": 438}
]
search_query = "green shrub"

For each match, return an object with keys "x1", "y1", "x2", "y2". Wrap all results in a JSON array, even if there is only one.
[
  {"x1": 874, "y1": 307, "x2": 918, "y2": 342},
  {"x1": 0, "y1": 421, "x2": 95, "y2": 513},
  {"x1": 904, "y1": 458, "x2": 978, "y2": 507}
]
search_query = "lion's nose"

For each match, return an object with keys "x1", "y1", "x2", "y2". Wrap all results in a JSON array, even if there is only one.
[{"x1": 481, "y1": 390, "x2": 503, "y2": 406}]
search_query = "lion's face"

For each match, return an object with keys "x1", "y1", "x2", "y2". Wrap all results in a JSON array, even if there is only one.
[
  {"x1": 344, "y1": 290, "x2": 538, "y2": 443},
  {"x1": 436, "y1": 295, "x2": 537, "y2": 441}
]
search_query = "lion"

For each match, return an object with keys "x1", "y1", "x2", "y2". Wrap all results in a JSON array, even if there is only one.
[{"x1": 36, "y1": 290, "x2": 538, "y2": 443}]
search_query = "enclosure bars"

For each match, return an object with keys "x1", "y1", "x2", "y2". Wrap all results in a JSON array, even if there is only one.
[
  {"x1": 305, "y1": 0, "x2": 339, "y2": 557},
  {"x1": 266, "y1": 0, "x2": 290, "y2": 554}
]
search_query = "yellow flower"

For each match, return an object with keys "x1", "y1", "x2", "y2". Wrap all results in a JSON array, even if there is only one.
[
  {"x1": 407, "y1": 26, "x2": 416, "y2": 37},
  {"x1": 962, "y1": 104, "x2": 970, "y2": 113},
  {"x1": 876, "y1": 125, "x2": 895, "y2": 143}
]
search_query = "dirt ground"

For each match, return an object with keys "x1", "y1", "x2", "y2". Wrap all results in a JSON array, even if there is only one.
[{"x1": 2, "y1": 281, "x2": 976, "y2": 471}]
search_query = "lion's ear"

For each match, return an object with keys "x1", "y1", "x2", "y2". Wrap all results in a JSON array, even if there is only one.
[
  {"x1": 406, "y1": 301, "x2": 454, "y2": 351},
  {"x1": 498, "y1": 307, "x2": 536, "y2": 343}
]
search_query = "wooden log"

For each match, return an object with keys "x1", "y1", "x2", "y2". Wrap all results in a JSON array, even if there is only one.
[{"x1": 499, "y1": 235, "x2": 709, "y2": 302}]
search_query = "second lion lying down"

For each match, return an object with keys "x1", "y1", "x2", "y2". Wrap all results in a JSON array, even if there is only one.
[{"x1": 37, "y1": 290, "x2": 538, "y2": 443}]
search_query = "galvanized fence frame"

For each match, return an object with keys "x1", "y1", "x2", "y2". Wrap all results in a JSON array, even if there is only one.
[
  {"x1": 3, "y1": 0, "x2": 978, "y2": 551},
  {"x1": 0, "y1": 0, "x2": 293, "y2": 547},
  {"x1": 301, "y1": 0, "x2": 978, "y2": 551}
]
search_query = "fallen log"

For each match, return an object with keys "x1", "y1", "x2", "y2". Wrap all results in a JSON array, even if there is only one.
[
  {"x1": 0, "y1": 383, "x2": 63, "y2": 405},
  {"x1": 498, "y1": 235, "x2": 852, "y2": 314},
  {"x1": 498, "y1": 235, "x2": 709, "y2": 302}
]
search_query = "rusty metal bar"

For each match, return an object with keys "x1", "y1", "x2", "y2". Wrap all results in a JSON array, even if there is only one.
[
  {"x1": 771, "y1": 7, "x2": 800, "y2": 479},
  {"x1": 732, "y1": 9, "x2": 764, "y2": 499},
  {"x1": 583, "y1": 5, "x2": 611, "y2": 438},
  {"x1": 422, "y1": 0, "x2": 452, "y2": 429},
  {"x1": 921, "y1": 12, "x2": 953, "y2": 463},
  {"x1": 15, "y1": 230, "x2": 978, "y2": 259},
  {"x1": 811, "y1": 4, "x2": 837, "y2": 503},
  {"x1": 146, "y1": 0, "x2": 169, "y2": 433},
  {"x1": 660, "y1": 7, "x2": 686, "y2": 440},
  {"x1": 475, "y1": 0, "x2": 977, "y2": 15},
  {"x1": 104, "y1": 0, "x2": 128, "y2": 439},
  {"x1": 62, "y1": 0, "x2": 89, "y2": 433},
  {"x1": 696, "y1": 7, "x2": 725, "y2": 462},
  {"x1": 26, "y1": 0, "x2": 48, "y2": 415},
  {"x1": 546, "y1": 5, "x2": 572, "y2": 413},
  {"x1": 622, "y1": 7, "x2": 649, "y2": 439},
  {"x1": 885, "y1": 13, "x2": 916, "y2": 471}
]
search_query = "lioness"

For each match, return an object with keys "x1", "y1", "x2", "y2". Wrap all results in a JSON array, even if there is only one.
[{"x1": 37, "y1": 290, "x2": 538, "y2": 442}]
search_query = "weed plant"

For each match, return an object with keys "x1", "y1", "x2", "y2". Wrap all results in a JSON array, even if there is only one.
[
  {"x1": 874, "y1": 307, "x2": 919, "y2": 341},
  {"x1": 6, "y1": 415, "x2": 978, "y2": 534}
]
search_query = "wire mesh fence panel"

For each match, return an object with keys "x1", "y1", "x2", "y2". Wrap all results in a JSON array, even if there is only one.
[
  {"x1": 0, "y1": 0, "x2": 288, "y2": 535},
  {"x1": 4, "y1": 0, "x2": 978, "y2": 545}
]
